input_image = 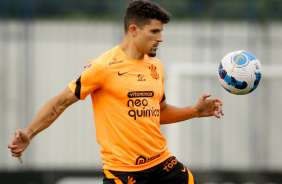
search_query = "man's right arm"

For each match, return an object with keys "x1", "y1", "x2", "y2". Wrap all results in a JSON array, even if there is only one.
[{"x1": 8, "y1": 86, "x2": 79, "y2": 163}]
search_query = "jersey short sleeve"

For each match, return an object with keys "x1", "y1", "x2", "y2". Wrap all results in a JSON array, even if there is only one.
[{"x1": 68, "y1": 57, "x2": 107, "y2": 100}]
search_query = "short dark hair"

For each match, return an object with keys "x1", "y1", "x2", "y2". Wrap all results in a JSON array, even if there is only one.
[{"x1": 124, "y1": 0, "x2": 170, "y2": 33}]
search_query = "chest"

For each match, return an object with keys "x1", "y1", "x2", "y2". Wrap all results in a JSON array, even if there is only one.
[{"x1": 103, "y1": 62, "x2": 163, "y2": 100}]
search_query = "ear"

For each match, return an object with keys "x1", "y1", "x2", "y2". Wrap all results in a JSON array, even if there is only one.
[{"x1": 129, "y1": 24, "x2": 138, "y2": 37}]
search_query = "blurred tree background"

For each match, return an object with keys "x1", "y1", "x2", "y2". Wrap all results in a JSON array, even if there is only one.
[{"x1": 1, "y1": 0, "x2": 282, "y2": 21}]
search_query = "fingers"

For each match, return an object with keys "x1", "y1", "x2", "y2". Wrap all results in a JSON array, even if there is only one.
[
  {"x1": 8, "y1": 142, "x2": 24, "y2": 156},
  {"x1": 213, "y1": 98, "x2": 223, "y2": 106},
  {"x1": 213, "y1": 112, "x2": 220, "y2": 118},
  {"x1": 205, "y1": 94, "x2": 224, "y2": 116},
  {"x1": 8, "y1": 129, "x2": 25, "y2": 163},
  {"x1": 9, "y1": 143, "x2": 24, "y2": 162},
  {"x1": 218, "y1": 105, "x2": 224, "y2": 116},
  {"x1": 12, "y1": 152, "x2": 22, "y2": 157},
  {"x1": 11, "y1": 153, "x2": 23, "y2": 163},
  {"x1": 9, "y1": 147, "x2": 24, "y2": 163},
  {"x1": 8, "y1": 143, "x2": 18, "y2": 149},
  {"x1": 202, "y1": 94, "x2": 211, "y2": 100},
  {"x1": 10, "y1": 148, "x2": 24, "y2": 154},
  {"x1": 197, "y1": 94, "x2": 224, "y2": 118},
  {"x1": 18, "y1": 156, "x2": 23, "y2": 163},
  {"x1": 213, "y1": 104, "x2": 224, "y2": 118},
  {"x1": 202, "y1": 94, "x2": 223, "y2": 106},
  {"x1": 15, "y1": 129, "x2": 22, "y2": 138}
]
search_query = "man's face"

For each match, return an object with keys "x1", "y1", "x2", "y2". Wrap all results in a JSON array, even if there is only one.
[{"x1": 135, "y1": 19, "x2": 163, "y2": 57}]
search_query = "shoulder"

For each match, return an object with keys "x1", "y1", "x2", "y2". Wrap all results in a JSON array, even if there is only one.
[
  {"x1": 145, "y1": 56, "x2": 164, "y2": 70},
  {"x1": 100, "y1": 46, "x2": 120, "y2": 62},
  {"x1": 89, "y1": 46, "x2": 120, "y2": 67}
]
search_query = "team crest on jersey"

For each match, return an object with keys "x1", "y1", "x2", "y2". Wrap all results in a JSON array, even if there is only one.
[
  {"x1": 149, "y1": 64, "x2": 159, "y2": 80},
  {"x1": 127, "y1": 176, "x2": 136, "y2": 184}
]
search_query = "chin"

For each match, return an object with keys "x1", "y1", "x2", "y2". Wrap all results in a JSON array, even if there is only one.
[{"x1": 148, "y1": 52, "x2": 156, "y2": 57}]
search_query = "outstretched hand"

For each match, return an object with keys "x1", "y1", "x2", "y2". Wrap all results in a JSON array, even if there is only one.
[
  {"x1": 196, "y1": 94, "x2": 224, "y2": 118},
  {"x1": 8, "y1": 129, "x2": 31, "y2": 163}
]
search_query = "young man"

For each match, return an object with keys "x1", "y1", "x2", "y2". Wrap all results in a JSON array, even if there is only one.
[{"x1": 8, "y1": 0, "x2": 224, "y2": 183}]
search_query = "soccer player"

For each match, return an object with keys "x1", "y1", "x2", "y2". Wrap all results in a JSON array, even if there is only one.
[{"x1": 8, "y1": 0, "x2": 224, "y2": 183}]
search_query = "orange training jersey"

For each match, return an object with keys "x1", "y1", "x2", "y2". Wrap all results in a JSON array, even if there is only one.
[{"x1": 68, "y1": 45, "x2": 172, "y2": 171}]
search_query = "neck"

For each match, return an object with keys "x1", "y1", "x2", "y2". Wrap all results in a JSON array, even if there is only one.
[{"x1": 120, "y1": 36, "x2": 144, "y2": 61}]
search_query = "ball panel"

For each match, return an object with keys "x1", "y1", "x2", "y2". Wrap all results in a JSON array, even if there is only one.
[
  {"x1": 218, "y1": 50, "x2": 262, "y2": 95},
  {"x1": 242, "y1": 51, "x2": 257, "y2": 61}
]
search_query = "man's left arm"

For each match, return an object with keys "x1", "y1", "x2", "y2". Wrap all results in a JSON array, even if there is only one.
[{"x1": 159, "y1": 94, "x2": 224, "y2": 125}]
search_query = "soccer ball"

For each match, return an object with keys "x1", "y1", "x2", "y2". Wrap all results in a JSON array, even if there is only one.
[{"x1": 218, "y1": 50, "x2": 262, "y2": 95}]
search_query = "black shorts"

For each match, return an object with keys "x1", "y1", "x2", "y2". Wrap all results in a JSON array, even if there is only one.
[{"x1": 103, "y1": 156, "x2": 197, "y2": 184}]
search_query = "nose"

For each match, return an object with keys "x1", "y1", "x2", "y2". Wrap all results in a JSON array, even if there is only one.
[{"x1": 156, "y1": 33, "x2": 163, "y2": 42}]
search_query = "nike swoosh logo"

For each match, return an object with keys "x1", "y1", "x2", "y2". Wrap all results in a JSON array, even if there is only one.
[
  {"x1": 181, "y1": 164, "x2": 187, "y2": 172},
  {"x1": 118, "y1": 72, "x2": 128, "y2": 76},
  {"x1": 232, "y1": 55, "x2": 244, "y2": 72}
]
